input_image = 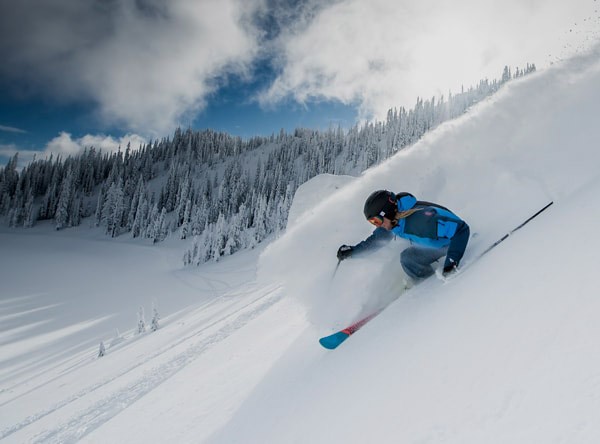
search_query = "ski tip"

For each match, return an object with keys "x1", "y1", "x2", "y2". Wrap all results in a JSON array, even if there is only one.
[{"x1": 319, "y1": 331, "x2": 350, "y2": 350}]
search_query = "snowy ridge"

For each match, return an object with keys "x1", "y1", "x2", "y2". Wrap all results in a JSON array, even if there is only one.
[{"x1": 2, "y1": 43, "x2": 600, "y2": 443}]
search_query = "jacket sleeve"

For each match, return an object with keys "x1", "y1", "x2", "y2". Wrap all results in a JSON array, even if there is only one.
[
  {"x1": 430, "y1": 207, "x2": 470, "y2": 267},
  {"x1": 352, "y1": 227, "x2": 394, "y2": 255},
  {"x1": 444, "y1": 221, "x2": 470, "y2": 268}
]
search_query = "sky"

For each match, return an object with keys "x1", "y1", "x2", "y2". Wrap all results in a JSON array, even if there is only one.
[{"x1": 0, "y1": 0, "x2": 598, "y2": 167}]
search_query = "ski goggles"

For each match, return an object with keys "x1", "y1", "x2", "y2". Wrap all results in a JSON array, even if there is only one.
[{"x1": 367, "y1": 215, "x2": 384, "y2": 227}]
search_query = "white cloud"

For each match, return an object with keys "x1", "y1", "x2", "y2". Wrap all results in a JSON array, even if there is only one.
[
  {"x1": 0, "y1": 144, "x2": 38, "y2": 169},
  {"x1": 2, "y1": 0, "x2": 598, "y2": 135},
  {"x1": 260, "y1": 0, "x2": 599, "y2": 120},
  {"x1": 0, "y1": 0, "x2": 263, "y2": 135},
  {"x1": 44, "y1": 132, "x2": 148, "y2": 158},
  {"x1": 87, "y1": 0, "x2": 263, "y2": 135},
  {"x1": 0, "y1": 144, "x2": 21, "y2": 159},
  {"x1": 1, "y1": 133, "x2": 148, "y2": 170},
  {"x1": 44, "y1": 133, "x2": 81, "y2": 157},
  {"x1": 0, "y1": 125, "x2": 27, "y2": 134}
]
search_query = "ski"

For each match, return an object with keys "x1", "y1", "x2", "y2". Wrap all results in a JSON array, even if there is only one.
[{"x1": 319, "y1": 310, "x2": 382, "y2": 349}]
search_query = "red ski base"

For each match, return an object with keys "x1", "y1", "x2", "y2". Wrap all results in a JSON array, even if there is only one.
[{"x1": 319, "y1": 310, "x2": 382, "y2": 350}]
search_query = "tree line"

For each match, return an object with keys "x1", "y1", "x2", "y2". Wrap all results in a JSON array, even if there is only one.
[{"x1": 0, "y1": 64, "x2": 535, "y2": 265}]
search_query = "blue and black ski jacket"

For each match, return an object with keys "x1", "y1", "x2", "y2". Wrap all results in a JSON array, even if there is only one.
[{"x1": 353, "y1": 192, "x2": 470, "y2": 268}]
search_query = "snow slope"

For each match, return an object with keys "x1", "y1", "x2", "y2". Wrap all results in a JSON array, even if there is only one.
[
  {"x1": 214, "y1": 181, "x2": 600, "y2": 443},
  {"x1": 2, "y1": 43, "x2": 600, "y2": 443},
  {"x1": 259, "y1": 43, "x2": 600, "y2": 330},
  {"x1": 217, "y1": 44, "x2": 600, "y2": 442},
  {"x1": 0, "y1": 227, "x2": 306, "y2": 443}
]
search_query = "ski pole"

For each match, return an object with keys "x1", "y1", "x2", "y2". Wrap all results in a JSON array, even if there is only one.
[
  {"x1": 332, "y1": 259, "x2": 341, "y2": 280},
  {"x1": 478, "y1": 201, "x2": 553, "y2": 259}
]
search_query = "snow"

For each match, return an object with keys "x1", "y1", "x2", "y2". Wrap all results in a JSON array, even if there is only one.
[
  {"x1": 286, "y1": 173, "x2": 356, "y2": 229},
  {"x1": 3, "y1": 43, "x2": 600, "y2": 443}
]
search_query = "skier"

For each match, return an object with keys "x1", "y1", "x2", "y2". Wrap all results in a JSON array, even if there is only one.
[{"x1": 336, "y1": 190, "x2": 470, "y2": 281}]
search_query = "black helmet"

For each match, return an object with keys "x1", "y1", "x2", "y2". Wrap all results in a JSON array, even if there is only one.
[{"x1": 363, "y1": 190, "x2": 397, "y2": 220}]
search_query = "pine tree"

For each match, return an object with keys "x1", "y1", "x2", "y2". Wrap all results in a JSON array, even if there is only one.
[
  {"x1": 144, "y1": 203, "x2": 160, "y2": 240},
  {"x1": 137, "y1": 307, "x2": 146, "y2": 334},
  {"x1": 98, "y1": 341, "x2": 106, "y2": 358},
  {"x1": 0, "y1": 64, "x2": 529, "y2": 262},
  {"x1": 110, "y1": 180, "x2": 125, "y2": 237},
  {"x1": 69, "y1": 191, "x2": 82, "y2": 227},
  {"x1": 40, "y1": 180, "x2": 58, "y2": 221},
  {"x1": 502, "y1": 65, "x2": 512, "y2": 83},
  {"x1": 23, "y1": 189, "x2": 37, "y2": 228},
  {"x1": 180, "y1": 199, "x2": 192, "y2": 239},
  {"x1": 55, "y1": 167, "x2": 73, "y2": 230},
  {"x1": 153, "y1": 207, "x2": 168, "y2": 243},
  {"x1": 94, "y1": 187, "x2": 105, "y2": 227},
  {"x1": 101, "y1": 179, "x2": 125, "y2": 237},
  {"x1": 151, "y1": 303, "x2": 160, "y2": 331},
  {"x1": 127, "y1": 176, "x2": 145, "y2": 231},
  {"x1": 132, "y1": 194, "x2": 148, "y2": 238},
  {"x1": 1, "y1": 153, "x2": 19, "y2": 200}
]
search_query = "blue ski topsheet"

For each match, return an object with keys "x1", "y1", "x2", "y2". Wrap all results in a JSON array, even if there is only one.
[{"x1": 319, "y1": 331, "x2": 350, "y2": 349}]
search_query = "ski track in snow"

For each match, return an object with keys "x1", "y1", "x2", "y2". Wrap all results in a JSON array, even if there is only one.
[{"x1": 0, "y1": 285, "x2": 283, "y2": 443}]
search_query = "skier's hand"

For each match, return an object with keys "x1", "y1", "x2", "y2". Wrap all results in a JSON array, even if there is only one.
[
  {"x1": 442, "y1": 258, "x2": 458, "y2": 276},
  {"x1": 337, "y1": 245, "x2": 354, "y2": 261}
]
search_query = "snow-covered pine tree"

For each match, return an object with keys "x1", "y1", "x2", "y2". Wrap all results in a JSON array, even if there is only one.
[
  {"x1": 100, "y1": 183, "x2": 115, "y2": 231},
  {"x1": 152, "y1": 207, "x2": 168, "y2": 243},
  {"x1": 39, "y1": 177, "x2": 57, "y2": 221},
  {"x1": 55, "y1": 167, "x2": 73, "y2": 230},
  {"x1": 151, "y1": 303, "x2": 160, "y2": 331},
  {"x1": 137, "y1": 307, "x2": 146, "y2": 334},
  {"x1": 23, "y1": 189, "x2": 37, "y2": 228},
  {"x1": 68, "y1": 191, "x2": 82, "y2": 227},
  {"x1": 94, "y1": 186, "x2": 105, "y2": 227},
  {"x1": 144, "y1": 203, "x2": 159, "y2": 240},
  {"x1": 7, "y1": 205, "x2": 21, "y2": 227},
  {"x1": 132, "y1": 194, "x2": 149, "y2": 238},
  {"x1": 180, "y1": 199, "x2": 192, "y2": 240},
  {"x1": 502, "y1": 65, "x2": 512, "y2": 83},
  {"x1": 98, "y1": 341, "x2": 106, "y2": 358},
  {"x1": 108, "y1": 179, "x2": 125, "y2": 237},
  {"x1": 0, "y1": 65, "x2": 536, "y2": 264},
  {"x1": 126, "y1": 175, "x2": 145, "y2": 231}
]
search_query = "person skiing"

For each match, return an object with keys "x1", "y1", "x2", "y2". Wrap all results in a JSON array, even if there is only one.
[{"x1": 336, "y1": 190, "x2": 470, "y2": 281}]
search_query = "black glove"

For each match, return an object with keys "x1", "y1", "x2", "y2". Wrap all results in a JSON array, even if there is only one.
[
  {"x1": 442, "y1": 258, "x2": 458, "y2": 276},
  {"x1": 337, "y1": 245, "x2": 354, "y2": 261}
]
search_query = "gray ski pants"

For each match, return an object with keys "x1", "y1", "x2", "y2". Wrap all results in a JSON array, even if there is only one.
[{"x1": 400, "y1": 246, "x2": 448, "y2": 280}]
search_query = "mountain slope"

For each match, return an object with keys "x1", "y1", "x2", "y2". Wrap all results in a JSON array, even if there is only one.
[
  {"x1": 208, "y1": 44, "x2": 600, "y2": 443},
  {"x1": 0, "y1": 232, "x2": 306, "y2": 443},
  {"x1": 2, "y1": 44, "x2": 600, "y2": 443},
  {"x1": 212, "y1": 177, "x2": 600, "y2": 443}
]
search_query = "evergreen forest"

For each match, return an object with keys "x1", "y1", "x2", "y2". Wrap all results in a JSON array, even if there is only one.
[{"x1": 0, "y1": 65, "x2": 536, "y2": 265}]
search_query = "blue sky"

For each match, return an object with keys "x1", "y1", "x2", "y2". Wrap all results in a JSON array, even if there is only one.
[
  {"x1": 189, "y1": 68, "x2": 358, "y2": 137},
  {"x1": 0, "y1": 0, "x2": 597, "y2": 167},
  {"x1": 0, "y1": 67, "x2": 357, "y2": 151}
]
